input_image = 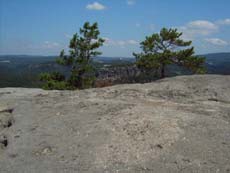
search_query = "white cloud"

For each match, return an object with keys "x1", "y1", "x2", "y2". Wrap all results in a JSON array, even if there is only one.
[
  {"x1": 178, "y1": 20, "x2": 219, "y2": 40},
  {"x1": 205, "y1": 38, "x2": 228, "y2": 46},
  {"x1": 117, "y1": 41, "x2": 126, "y2": 47},
  {"x1": 103, "y1": 37, "x2": 115, "y2": 46},
  {"x1": 43, "y1": 41, "x2": 60, "y2": 49},
  {"x1": 64, "y1": 33, "x2": 72, "y2": 39},
  {"x1": 104, "y1": 38, "x2": 138, "y2": 47},
  {"x1": 86, "y1": 2, "x2": 106, "y2": 10},
  {"x1": 217, "y1": 18, "x2": 230, "y2": 25},
  {"x1": 127, "y1": 39, "x2": 138, "y2": 45},
  {"x1": 188, "y1": 20, "x2": 218, "y2": 30},
  {"x1": 135, "y1": 23, "x2": 141, "y2": 27},
  {"x1": 127, "y1": 0, "x2": 135, "y2": 5}
]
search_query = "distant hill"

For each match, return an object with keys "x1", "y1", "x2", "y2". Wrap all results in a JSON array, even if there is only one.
[
  {"x1": 0, "y1": 52, "x2": 230, "y2": 87},
  {"x1": 204, "y1": 53, "x2": 230, "y2": 75},
  {"x1": 0, "y1": 55, "x2": 61, "y2": 87}
]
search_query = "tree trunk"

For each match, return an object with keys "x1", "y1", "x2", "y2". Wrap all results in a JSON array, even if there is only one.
[{"x1": 160, "y1": 64, "x2": 165, "y2": 78}]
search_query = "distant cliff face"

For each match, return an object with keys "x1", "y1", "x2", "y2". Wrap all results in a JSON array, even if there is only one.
[
  {"x1": 0, "y1": 75, "x2": 230, "y2": 172},
  {"x1": 97, "y1": 65, "x2": 141, "y2": 79},
  {"x1": 95, "y1": 65, "x2": 143, "y2": 87}
]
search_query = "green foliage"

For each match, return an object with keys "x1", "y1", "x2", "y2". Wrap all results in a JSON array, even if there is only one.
[
  {"x1": 41, "y1": 81, "x2": 71, "y2": 90},
  {"x1": 39, "y1": 72, "x2": 65, "y2": 82},
  {"x1": 39, "y1": 72, "x2": 70, "y2": 90},
  {"x1": 134, "y1": 28, "x2": 206, "y2": 78},
  {"x1": 40, "y1": 22, "x2": 104, "y2": 90}
]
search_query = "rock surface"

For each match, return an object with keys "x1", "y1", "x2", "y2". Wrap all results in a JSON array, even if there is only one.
[{"x1": 0, "y1": 75, "x2": 230, "y2": 173}]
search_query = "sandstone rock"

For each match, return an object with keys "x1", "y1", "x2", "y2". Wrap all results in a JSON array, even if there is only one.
[{"x1": 0, "y1": 75, "x2": 229, "y2": 172}]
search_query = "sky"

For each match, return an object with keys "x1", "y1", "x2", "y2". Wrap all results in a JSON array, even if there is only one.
[{"x1": 0, "y1": 0, "x2": 230, "y2": 57}]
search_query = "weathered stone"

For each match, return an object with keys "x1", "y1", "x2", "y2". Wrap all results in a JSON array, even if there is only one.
[{"x1": 0, "y1": 75, "x2": 229, "y2": 172}]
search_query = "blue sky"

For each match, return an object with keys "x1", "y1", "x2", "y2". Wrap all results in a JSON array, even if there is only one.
[{"x1": 0, "y1": 0, "x2": 230, "y2": 57}]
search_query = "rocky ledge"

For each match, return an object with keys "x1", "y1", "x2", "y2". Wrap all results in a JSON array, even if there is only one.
[{"x1": 0, "y1": 75, "x2": 230, "y2": 173}]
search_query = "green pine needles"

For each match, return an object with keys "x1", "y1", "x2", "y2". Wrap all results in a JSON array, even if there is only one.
[
  {"x1": 40, "y1": 24, "x2": 206, "y2": 90},
  {"x1": 40, "y1": 22, "x2": 105, "y2": 90},
  {"x1": 134, "y1": 28, "x2": 206, "y2": 78}
]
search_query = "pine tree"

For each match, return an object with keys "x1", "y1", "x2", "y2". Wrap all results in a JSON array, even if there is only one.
[
  {"x1": 40, "y1": 22, "x2": 104, "y2": 90},
  {"x1": 134, "y1": 28, "x2": 206, "y2": 78}
]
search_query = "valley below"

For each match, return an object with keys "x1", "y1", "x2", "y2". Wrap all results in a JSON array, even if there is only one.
[{"x1": 1, "y1": 53, "x2": 230, "y2": 88}]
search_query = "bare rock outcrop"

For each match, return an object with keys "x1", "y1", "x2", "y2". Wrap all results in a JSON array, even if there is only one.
[{"x1": 0, "y1": 75, "x2": 230, "y2": 172}]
